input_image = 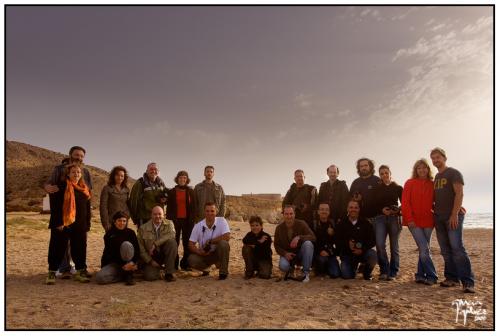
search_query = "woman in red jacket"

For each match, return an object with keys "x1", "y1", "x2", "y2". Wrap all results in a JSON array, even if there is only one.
[{"x1": 401, "y1": 159, "x2": 438, "y2": 285}]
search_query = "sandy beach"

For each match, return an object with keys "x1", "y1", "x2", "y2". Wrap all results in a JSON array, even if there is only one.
[{"x1": 5, "y1": 211, "x2": 493, "y2": 330}]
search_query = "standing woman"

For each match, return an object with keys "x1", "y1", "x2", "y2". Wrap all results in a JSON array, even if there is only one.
[
  {"x1": 373, "y1": 165, "x2": 403, "y2": 281},
  {"x1": 100, "y1": 166, "x2": 130, "y2": 232},
  {"x1": 46, "y1": 163, "x2": 91, "y2": 284},
  {"x1": 401, "y1": 159, "x2": 438, "y2": 285},
  {"x1": 167, "y1": 170, "x2": 196, "y2": 270}
]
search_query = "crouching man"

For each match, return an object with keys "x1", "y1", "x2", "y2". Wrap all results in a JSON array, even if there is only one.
[
  {"x1": 188, "y1": 202, "x2": 231, "y2": 280},
  {"x1": 274, "y1": 205, "x2": 316, "y2": 283},
  {"x1": 336, "y1": 200, "x2": 377, "y2": 280},
  {"x1": 137, "y1": 206, "x2": 177, "y2": 282}
]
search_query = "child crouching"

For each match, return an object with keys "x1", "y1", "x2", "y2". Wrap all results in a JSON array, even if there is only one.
[{"x1": 242, "y1": 216, "x2": 273, "y2": 279}]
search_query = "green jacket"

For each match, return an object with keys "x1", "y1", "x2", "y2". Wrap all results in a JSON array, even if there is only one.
[
  {"x1": 128, "y1": 175, "x2": 168, "y2": 226},
  {"x1": 137, "y1": 218, "x2": 176, "y2": 264}
]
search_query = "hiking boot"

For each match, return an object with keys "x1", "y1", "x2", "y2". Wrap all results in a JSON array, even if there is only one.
[
  {"x1": 463, "y1": 283, "x2": 476, "y2": 293},
  {"x1": 244, "y1": 271, "x2": 254, "y2": 280},
  {"x1": 424, "y1": 279, "x2": 437, "y2": 286},
  {"x1": 387, "y1": 276, "x2": 396, "y2": 281},
  {"x1": 218, "y1": 273, "x2": 228, "y2": 280},
  {"x1": 165, "y1": 273, "x2": 176, "y2": 282},
  {"x1": 73, "y1": 269, "x2": 90, "y2": 283},
  {"x1": 415, "y1": 277, "x2": 426, "y2": 284},
  {"x1": 363, "y1": 275, "x2": 373, "y2": 281},
  {"x1": 58, "y1": 271, "x2": 72, "y2": 279},
  {"x1": 80, "y1": 269, "x2": 92, "y2": 278},
  {"x1": 125, "y1": 273, "x2": 135, "y2": 286},
  {"x1": 302, "y1": 273, "x2": 310, "y2": 283},
  {"x1": 379, "y1": 274, "x2": 388, "y2": 281},
  {"x1": 440, "y1": 279, "x2": 460, "y2": 287},
  {"x1": 46, "y1": 271, "x2": 56, "y2": 285}
]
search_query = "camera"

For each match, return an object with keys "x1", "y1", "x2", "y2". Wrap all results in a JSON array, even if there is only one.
[
  {"x1": 203, "y1": 241, "x2": 212, "y2": 252},
  {"x1": 352, "y1": 241, "x2": 362, "y2": 249},
  {"x1": 389, "y1": 205, "x2": 400, "y2": 213}
]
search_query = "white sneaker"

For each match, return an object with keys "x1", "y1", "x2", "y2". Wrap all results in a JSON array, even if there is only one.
[
  {"x1": 55, "y1": 270, "x2": 63, "y2": 278},
  {"x1": 70, "y1": 266, "x2": 77, "y2": 275},
  {"x1": 302, "y1": 273, "x2": 310, "y2": 283}
]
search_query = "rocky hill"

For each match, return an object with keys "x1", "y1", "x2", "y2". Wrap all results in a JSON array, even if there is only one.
[
  {"x1": 6, "y1": 141, "x2": 120, "y2": 211},
  {"x1": 6, "y1": 141, "x2": 282, "y2": 222}
]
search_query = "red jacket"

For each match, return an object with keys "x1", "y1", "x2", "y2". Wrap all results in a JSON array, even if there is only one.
[{"x1": 401, "y1": 178, "x2": 434, "y2": 228}]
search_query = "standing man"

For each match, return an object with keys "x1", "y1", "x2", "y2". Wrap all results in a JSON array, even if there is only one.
[
  {"x1": 282, "y1": 169, "x2": 318, "y2": 230},
  {"x1": 274, "y1": 205, "x2": 316, "y2": 283},
  {"x1": 137, "y1": 206, "x2": 177, "y2": 282},
  {"x1": 318, "y1": 164, "x2": 350, "y2": 224},
  {"x1": 350, "y1": 158, "x2": 381, "y2": 222},
  {"x1": 336, "y1": 200, "x2": 377, "y2": 280},
  {"x1": 188, "y1": 202, "x2": 231, "y2": 280},
  {"x1": 44, "y1": 145, "x2": 93, "y2": 279},
  {"x1": 430, "y1": 147, "x2": 475, "y2": 293},
  {"x1": 193, "y1": 166, "x2": 226, "y2": 223},
  {"x1": 128, "y1": 162, "x2": 169, "y2": 227}
]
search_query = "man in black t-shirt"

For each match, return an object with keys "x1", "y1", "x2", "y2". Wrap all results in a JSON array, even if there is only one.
[{"x1": 431, "y1": 147, "x2": 475, "y2": 293}]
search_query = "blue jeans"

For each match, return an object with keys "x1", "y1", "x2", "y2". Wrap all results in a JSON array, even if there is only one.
[
  {"x1": 374, "y1": 215, "x2": 401, "y2": 277},
  {"x1": 279, "y1": 241, "x2": 314, "y2": 274},
  {"x1": 408, "y1": 226, "x2": 438, "y2": 281},
  {"x1": 315, "y1": 254, "x2": 341, "y2": 278},
  {"x1": 434, "y1": 213, "x2": 474, "y2": 286},
  {"x1": 340, "y1": 249, "x2": 377, "y2": 279}
]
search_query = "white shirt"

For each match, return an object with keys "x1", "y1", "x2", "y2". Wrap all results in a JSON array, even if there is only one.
[{"x1": 189, "y1": 217, "x2": 230, "y2": 252}]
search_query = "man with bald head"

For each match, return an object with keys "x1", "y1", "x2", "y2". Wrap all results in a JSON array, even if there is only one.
[
  {"x1": 137, "y1": 206, "x2": 177, "y2": 282},
  {"x1": 129, "y1": 162, "x2": 169, "y2": 227},
  {"x1": 318, "y1": 164, "x2": 350, "y2": 224}
]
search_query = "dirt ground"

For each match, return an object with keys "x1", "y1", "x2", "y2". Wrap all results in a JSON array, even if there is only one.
[{"x1": 5, "y1": 212, "x2": 494, "y2": 330}]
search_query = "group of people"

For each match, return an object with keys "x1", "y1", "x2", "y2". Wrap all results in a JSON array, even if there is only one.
[{"x1": 43, "y1": 145, "x2": 475, "y2": 294}]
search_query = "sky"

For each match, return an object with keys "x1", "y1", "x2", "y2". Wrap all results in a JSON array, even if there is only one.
[{"x1": 5, "y1": 5, "x2": 493, "y2": 212}]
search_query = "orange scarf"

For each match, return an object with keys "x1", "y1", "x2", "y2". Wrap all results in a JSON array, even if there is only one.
[{"x1": 62, "y1": 179, "x2": 91, "y2": 227}]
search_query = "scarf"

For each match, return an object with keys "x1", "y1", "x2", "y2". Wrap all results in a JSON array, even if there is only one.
[{"x1": 63, "y1": 179, "x2": 91, "y2": 227}]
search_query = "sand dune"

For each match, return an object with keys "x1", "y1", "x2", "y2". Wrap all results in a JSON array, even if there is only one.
[{"x1": 6, "y1": 212, "x2": 493, "y2": 329}]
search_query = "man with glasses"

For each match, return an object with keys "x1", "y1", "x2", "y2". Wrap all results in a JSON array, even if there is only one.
[{"x1": 188, "y1": 202, "x2": 231, "y2": 280}]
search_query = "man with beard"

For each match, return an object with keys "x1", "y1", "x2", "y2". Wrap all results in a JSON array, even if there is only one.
[
  {"x1": 129, "y1": 162, "x2": 169, "y2": 227},
  {"x1": 282, "y1": 169, "x2": 318, "y2": 230},
  {"x1": 349, "y1": 158, "x2": 381, "y2": 222},
  {"x1": 44, "y1": 145, "x2": 93, "y2": 279},
  {"x1": 430, "y1": 147, "x2": 475, "y2": 293},
  {"x1": 193, "y1": 166, "x2": 226, "y2": 223},
  {"x1": 318, "y1": 164, "x2": 350, "y2": 224}
]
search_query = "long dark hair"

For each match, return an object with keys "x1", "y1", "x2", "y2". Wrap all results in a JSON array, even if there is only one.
[{"x1": 107, "y1": 166, "x2": 129, "y2": 188}]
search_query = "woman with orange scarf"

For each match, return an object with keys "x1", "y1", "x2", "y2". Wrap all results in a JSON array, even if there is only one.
[{"x1": 46, "y1": 163, "x2": 91, "y2": 284}]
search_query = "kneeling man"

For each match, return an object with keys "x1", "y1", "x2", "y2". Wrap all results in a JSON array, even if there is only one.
[
  {"x1": 336, "y1": 200, "x2": 377, "y2": 280},
  {"x1": 274, "y1": 205, "x2": 316, "y2": 282},
  {"x1": 137, "y1": 206, "x2": 177, "y2": 282},
  {"x1": 188, "y1": 202, "x2": 231, "y2": 280}
]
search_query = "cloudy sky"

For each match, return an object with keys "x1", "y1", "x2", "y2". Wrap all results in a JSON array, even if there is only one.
[{"x1": 6, "y1": 6, "x2": 493, "y2": 212}]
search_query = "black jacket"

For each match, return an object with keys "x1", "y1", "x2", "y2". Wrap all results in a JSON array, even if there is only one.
[
  {"x1": 100, "y1": 226, "x2": 140, "y2": 267},
  {"x1": 242, "y1": 231, "x2": 273, "y2": 260},
  {"x1": 314, "y1": 218, "x2": 338, "y2": 256},
  {"x1": 166, "y1": 185, "x2": 196, "y2": 223},
  {"x1": 49, "y1": 181, "x2": 91, "y2": 231},
  {"x1": 282, "y1": 183, "x2": 318, "y2": 226},
  {"x1": 317, "y1": 179, "x2": 350, "y2": 224},
  {"x1": 373, "y1": 182, "x2": 403, "y2": 215},
  {"x1": 335, "y1": 216, "x2": 375, "y2": 256}
]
